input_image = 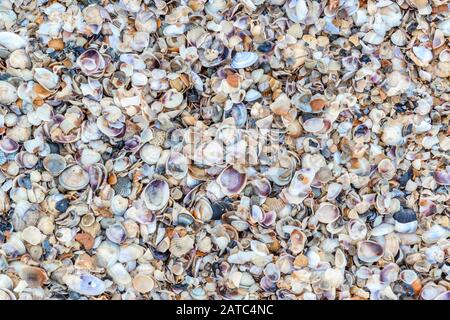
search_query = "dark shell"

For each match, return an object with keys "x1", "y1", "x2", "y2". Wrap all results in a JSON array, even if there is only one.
[
  {"x1": 113, "y1": 176, "x2": 132, "y2": 197},
  {"x1": 393, "y1": 208, "x2": 417, "y2": 223}
]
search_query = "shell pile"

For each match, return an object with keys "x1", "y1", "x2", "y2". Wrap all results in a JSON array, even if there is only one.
[{"x1": 0, "y1": 0, "x2": 449, "y2": 300}]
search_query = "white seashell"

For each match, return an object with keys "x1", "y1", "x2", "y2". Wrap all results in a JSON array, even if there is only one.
[
  {"x1": 422, "y1": 225, "x2": 450, "y2": 244},
  {"x1": 33, "y1": 68, "x2": 59, "y2": 90},
  {"x1": 111, "y1": 195, "x2": 129, "y2": 216},
  {"x1": 21, "y1": 226, "x2": 43, "y2": 245},
  {"x1": 132, "y1": 274, "x2": 154, "y2": 293},
  {"x1": 363, "y1": 31, "x2": 384, "y2": 45},
  {"x1": 63, "y1": 274, "x2": 106, "y2": 296},
  {"x1": 169, "y1": 235, "x2": 195, "y2": 257},
  {"x1": 391, "y1": 29, "x2": 407, "y2": 46},
  {"x1": 412, "y1": 46, "x2": 433, "y2": 66},
  {"x1": 80, "y1": 149, "x2": 101, "y2": 166},
  {"x1": 0, "y1": 32, "x2": 27, "y2": 51},
  {"x1": 437, "y1": 19, "x2": 450, "y2": 36},
  {"x1": 8, "y1": 49, "x2": 30, "y2": 69},
  {"x1": 231, "y1": 52, "x2": 258, "y2": 69},
  {"x1": 58, "y1": 165, "x2": 89, "y2": 190},
  {"x1": 107, "y1": 263, "x2": 132, "y2": 287},
  {"x1": 96, "y1": 241, "x2": 119, "y2": 268},
  {"x1": 316, "y1": 203, "x2": 340, "y2": 224},
  {"x1": 370, "y1": 223, "x2": 394, "y2": 237},
  {"x1": 348, "y1": 219, "x2": 367, "y2": 241},
  {"x1": 142, "y1": 179, "x2": 170, "y2": 211},
  {"x1": 140, "y1": 143, "x2": 162, "y2": 165},
  {"x1": 163, "y1": 24, "x2": 186, "y2": 36},
  {"x1": 295, "y1": 0, "x2": 308, "y2": 22},
  {"x1": 357, "y1": 240, "x2": 384, "y2": 263},
  {"x1": 303, "y1": 118, "x2": 325, "y2": 133},
  {"x1": 0, "y1": 81, "x2": 18, "y2": 104},
  {"x1": 131, "y1": 72, "x2": 148, "y2": 86},
  {"x1": 118, "y1": 244, "x2": 144, "y2": 263},
  {"x1": 245, "y1": 89, "x2": 262, "y2": 102}
]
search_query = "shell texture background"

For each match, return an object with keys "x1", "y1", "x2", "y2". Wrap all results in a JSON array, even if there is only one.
[{"x1": 0, "y1": 0, "x2": 448, "y2": 300}]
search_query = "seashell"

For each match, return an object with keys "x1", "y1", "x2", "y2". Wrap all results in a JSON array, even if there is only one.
[
  {"x1": 161, "y1": 89, "x2": 184, "y2": 109},
  {"x1": 142, "y1": 179, "x2": 170, "y2": 211},
  {"x1": 418, "y1": 198, "x2": 436, "y2": 218},
  {"x1": 63, "y1": 274, "x2": 106, "y2": 296},
  {"x1": 231, "y1": 52, "x2": 258, "y2": 69},
  {"x1": 140, "y1": 143, "x2": 162, "y2": 165},
  {"x1": 434, "y1": 168, "x2": 450, "y2": 185},
  {"x1": 303, "y1": 118, "x2": 325, "y2": 133},
  {"x1": 118, "y1": 244, "x2": 144, "y2": 263},
  {"x1": 412, "y1": 46, "x2": 433, "y2": 66},
  {"x1": 0, "y1": 32, "x2": 27, "y2": 51},
  {"x1": 106, "y1": 223, "x2": 127, "y2": 244},
  {"x1": 21, "y1": 226, "x2": 43, "y2": 245},
  {"x1": 0, "y1": 275, "x2": 13, "y2": 290},
  {"x1": 18, "y1": 266, "x2": 48, "y2": 288},
  {"x1": 192, "y1": 197, "x2": 213, "y2": 222},
  {"x1": 33, "y1": 68, "x2": 59, "y2": 91},
  {"x1": 422, "y1": 225, "x2": 450, "y2": 244},
  {"x1": 170, "y1": 235, "x2": 195, "y2": 257},
  {"x1": 166, "y1": 151, "x2": 188, "y2": 180},
  {"x1": 348, "y1": 219, "x2": 367, "y2": 241},
  {"x1": 107, "y1": 263, "x2": 132, "y2": 287},
  {"x1": 435, "y1": 291, "x2": 450, "y2": 301},
  {"x1": 76, "y1": 49, "x2": 107, "y2": 78},
  {"x1": 316, "y1": 203, "x2": 340, "y2": 224},
  {"x1": 0, "y1": 81, "x2": 18, "y2": 105},
  {"x1": 96, "y1": 241, "x2": 119, "y2": 268},
  {"x1": 217, "y1": 166, "x2": 247, "y2": 195},
  {"x1": 111, "y1": 195, "x2": 129, "y2": 216},
  {"x1": 270, "y1": 93, "x2": 291, "y2": 116},
  {"x1": 8, "y1": 49, "x2": 31, "y2": 69},
  {"x1": 420, "y1": 283, "x2": 446, "y2": 300},
  {"x1": 377, "y1": 158, "x2": 396, "y2": 180},
  {"x1": 326, "y1": 183, "x2": 342, "y2": 201},
  {"x1": 133, "y1": 274, "x2": 154, "y2": 293},
  {"x1": 391, "y1": 30, "x2": 407, "y2": 47},
  {"x1": 43, "y1": 154, "x2": 67, "y2": 176},
  {"x1": 0, "y1": 137, "x2": 19, "y2": 154},
  {"x1": 357, "y1": 240, "x2": 384, "y2": 263},
  {"x1": 370, "y1": 223, "x2": 394, "y2": 237},
  {"x1": 58, "y1": 165, "x2": 89, "y2": 191}
]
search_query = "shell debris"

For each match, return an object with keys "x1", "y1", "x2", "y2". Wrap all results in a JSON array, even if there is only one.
[{"x1": 0, "y1": 0, "x2": 448, "y2": 301}]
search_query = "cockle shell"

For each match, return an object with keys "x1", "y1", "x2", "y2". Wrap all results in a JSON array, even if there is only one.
[
  {"x1": 142, "y1": 179, "x2": 170, "y2": 211},
  {"x1": 58, "y1": 165, "x2": 89, "y2": 190},
  {"x1": 33, "y1": 68, "x2": 59, "y2": 91},
  {"x1": 231, "y1": 52, "x2": 258, "y2": 69},
  {"x1": 316, "y1": 203, "x2": 340, "y2": 224},
  {"x1": 0, "y1": 81, "x2": 18, "y2": 105},
  {"x1": 63, "y1": 274, "x2": 106, "y2": 296},
  {"x1": 357, "y1": 240, "x2": 384, "y2": 263},
  {"x1": 0, "y1": 32, "x2": 27, "y2": 51},
  {"x1": 217, "y1": 166, "x2": 247, "y2": 195}
]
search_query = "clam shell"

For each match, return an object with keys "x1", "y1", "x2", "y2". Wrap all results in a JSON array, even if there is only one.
[
  {"x1": 33, "y1": 68, "x2": 59, "y2": 91},
  {"x1": 0, "y1": 32, "x2": 27, "y2": 51},
  {"x1": 0, "y1": 81, "x2": 18, "y2": 105},
  {"x1": 132, "y1": 274, "x2": 154, "y2": 293},
  {"x1": 63, "y1": 274, "x2": 106, "y2": 296},
  {"x1": 217, "y1": 166, "x2": 247, "y2": 195},
  {"x1": 231, "y1": 52, "x2": 258, "y2": 69},
  {"x1": 58, "y1": 165, "x2": 89, "y2": 191},
  {"x1": 357, "y1": 240, "x2": 384, "y2": 263},
  {"x1": 142, "y1": 179, "x2": 170, "y2": 211},
  {"x1": 43, "y1": 154, "x2": 67, "y2": 176},
  {"x1": 316, "y1": 203, "x2": 340, "y2": 224}
]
